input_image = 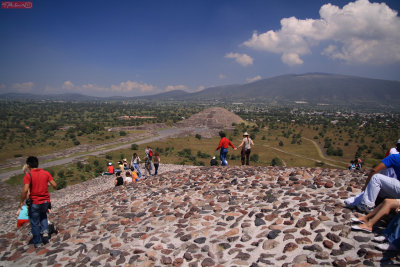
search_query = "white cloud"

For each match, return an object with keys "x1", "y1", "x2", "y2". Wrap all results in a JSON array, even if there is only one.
[
  {"x1": 219, "y1": 74, "x2": 226, "y2": 79},
  {"x1": 243, "y1": 0, "x2": 400, "y2": 65},
  {"x1": 12, "y1": 82, "x2": 34, "y2": 92},
  {"x1": 165, "y1": 85, "x2": 187, "y2": 91},
  {"x1": 62, "y1": 81, "x2": 74, "y2": 90},
  {"x1": 197, "y1": 85, "x2": 205, "y2": 92},
  {"x1": 246, "y1": 75, "x2": 262, "y2": 83},
  {"x1": 111, "y1": 81, "x2": 154, "y2": 93},
  {"x1": 59, "y1": 80, "x2": 157, "y2": 96},
  {"x1": 225, "y1": 52, "x2": 254, "y2": 66}
]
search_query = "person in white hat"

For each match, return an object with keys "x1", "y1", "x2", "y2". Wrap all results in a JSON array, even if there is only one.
[
  {"x1": 237, "y1": 132, "x2": 254, "y2": 165},
  {"x1": 210, "y1": 156, "x2": 218, "y2": 166}
]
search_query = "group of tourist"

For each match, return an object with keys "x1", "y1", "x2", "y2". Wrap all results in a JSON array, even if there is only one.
[
  {"x1": 104, "y1": 145, "x2": 161, "y2": 186},
  {"x1": 346, "y1": 139, "x2": 400, "y2": 251},
  {"x1": 214, "y1": 131, "x2": 254, "y2": 166}
]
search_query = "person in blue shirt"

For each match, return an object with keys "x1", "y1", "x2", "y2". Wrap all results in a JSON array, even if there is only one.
[{"x1": 350, "y1": 154, "x2": 400, "y2": 213}]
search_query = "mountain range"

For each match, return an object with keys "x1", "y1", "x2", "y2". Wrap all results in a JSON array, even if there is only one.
[{"x1": 2, "y1": 73, "x2": 400, "y2": 107}]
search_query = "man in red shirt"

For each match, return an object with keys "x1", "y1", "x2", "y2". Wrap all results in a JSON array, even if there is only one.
[
  {"x1": 216, "y1": 132, "x2": 236, "y2": 166},
  {"x1": 18, "y1": 156, "x2": 57, "y2": 248}
]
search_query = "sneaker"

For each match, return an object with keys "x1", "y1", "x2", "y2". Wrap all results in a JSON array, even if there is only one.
[
  {"x1": 357, "y1": 204, "x2": 374, "y2": 213},
  {"x1": 376, "y1": 243, "x2": 398, "y2": 251},
  {"x1": 343, "y1": 197, "x2": 356, "y2": 208},
  {"x1": 373, "y1": 235, "x2": 387, "y2": 243},
  {"x1": 34, "y1": 243, "x2": 43, "y2": 249}
]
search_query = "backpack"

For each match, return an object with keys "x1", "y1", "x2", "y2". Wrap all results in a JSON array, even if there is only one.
[{"x1": 149, "y1": 149, "x2": 153, "y2": 158}]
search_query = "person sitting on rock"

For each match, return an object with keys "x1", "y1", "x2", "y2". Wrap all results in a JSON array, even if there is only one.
[
  {"x1": 381, "y1": 139, "x2": 400, "y2": 178},
  {"x1": 123, "y1": 158, "x2": 129, "y2": 170},
  {"x1": 124, "y1": 171, "x2": 132, "y2": 184},
  {"x1": 114, "y1": 171, "x2": 123, "y2": 186},
  {"x1": 103, "y1": 162, "x2": 114, "y2": 175},
  {"x1": 351, "y1": 198, "x2": 400, "y2": 233},
  {"x1": 210, "y1": 156, "x2": 218, "y2": 166},
  {"x1": 132, "y1": 169, "x2": 139, "y2": 182},
  {"x1": 117, "y1": 161, "x2": 124, "y2": 172},
  {"x1": 344, "y1": 154, "x2": 400, "y2": 213}
]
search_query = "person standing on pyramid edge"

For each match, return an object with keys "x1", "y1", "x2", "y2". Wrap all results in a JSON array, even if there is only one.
[
  {"x1": 216, "y1": 131, "x2": 236, "y2": 166},
  {"x1": 18, "y1": 156, "x2": 57, "y2": 248},
  {"x1": 237, "y1": 132, "x2": 254, "y2": 165},
  {"x1": 145, "y1": 145, "x2": 153, "y2": 172}
]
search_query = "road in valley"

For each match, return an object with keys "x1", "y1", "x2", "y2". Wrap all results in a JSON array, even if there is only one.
[{"x1": 0, "y1": 127, "x2": 186, "y2": 182}]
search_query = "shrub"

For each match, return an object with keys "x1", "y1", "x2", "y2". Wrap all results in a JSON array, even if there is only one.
[
  {"x1": 279, "y1": 141, "x2": 284, "y2": 146},
  {"x1": 73, "y1": 140, "x2": 80, "y2": 146},
  {"x1": 14, "y1": 154, "x2": 23, "y2": 158},
  {"x1": 57, "y1": 170, "x2": 65, "y2": 178},
  {"x1": 195, "y1": 134, "x2": 202, "y2": 140},
  {"x1": 131, "y1": 143, "x2": 139, "y2": 150},
  {"x1": 76, "y1": 162, "x2": 84, "y2": 170},
  {"x1": 120, "y1": 131, "x2": 127, "y2": 136},
  {"x1": 271, "y1": 157, "x2": 282, "y2": 166},
  {"x1": 250, "y1": 154, "x2": 259, "y2": 162},
  {"x1": 197, "y1": 151, "x2": 211, "y2": 159},
  {"x1": 105, "y1": 154, "x2": 112, "y2": 160},
  {"x1": 56, "y1": 177, "x2": 67, "y2": 190}
]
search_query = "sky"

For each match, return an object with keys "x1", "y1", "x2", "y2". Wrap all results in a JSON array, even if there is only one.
[{"x1": 0, "y1": 0, "x2": 400, "y2": 97}]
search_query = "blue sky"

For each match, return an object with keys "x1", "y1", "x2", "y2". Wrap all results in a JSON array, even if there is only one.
[{"x1": 1, "y1": 0, "x2": 400, "y2": 96}]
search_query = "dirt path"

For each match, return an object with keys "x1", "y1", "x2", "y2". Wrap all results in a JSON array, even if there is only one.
[
  {"x1": 262, "y1": 144, "x2": 344, "y2": 168},
  {"x1": 0, "y1": 127, "x2": 185, "y2": 182},
  {"x1": 302, "y1": 137, "x2": 348, "y2": 165}
]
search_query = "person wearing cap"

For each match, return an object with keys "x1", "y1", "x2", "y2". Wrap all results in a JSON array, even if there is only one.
[
  {"x1": 123, "y1": 158, "x2": 129, "y2": 170},
  {"x1": 210, "y1": 156, "x2": 218, "y2": 166},
  {"x1": 216, "y1": 131, "x2": 236, "y2": 166},
  {"x1": 103, "y1": 162, "x2": 114, "y2": 175},
  {"x1": 237, "y1": 132, "x2": 254, "y2": 165}
]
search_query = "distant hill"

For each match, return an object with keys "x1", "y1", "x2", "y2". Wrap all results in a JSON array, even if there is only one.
[
  {"x1": 183, "y1": 73, "x2": 400, "y2": 106},
  {"x1": 1, "y1": 73, "x2": 400, "y2": 107}
]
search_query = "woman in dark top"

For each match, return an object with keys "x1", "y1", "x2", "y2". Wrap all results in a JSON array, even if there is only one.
[{"x1": 114, "y1": 171, "x2": 123, "y2": 186}]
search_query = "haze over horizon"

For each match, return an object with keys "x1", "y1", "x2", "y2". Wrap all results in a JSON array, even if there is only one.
[{"x1": 1, "y1": 0, "x2": 400, "y2": 97}]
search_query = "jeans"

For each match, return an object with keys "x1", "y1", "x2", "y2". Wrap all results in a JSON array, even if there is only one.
[
  {"x1": 154, "y1": 163, "x2": 159, "y2": 175},
  {"x1": 133, "y1": 163, "x2": 141, "y2": 178},
  {"x1": 361, "y1": 173, "x2": 400, "y2": 208},
  {"x1": 384, "y1": 214, "x2": 400, "y2": 248},
  {"x1": 220, "y1": 148, "x2": 228, "y2": 166},
  {"x1": 241, "y1": 149, "x2": 251, "y2": 165},
  {"x1": 29, "y1": 202, "x2": 49, "y2": 245}
]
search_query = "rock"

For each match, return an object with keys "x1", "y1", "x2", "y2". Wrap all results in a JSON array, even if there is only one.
[
  {"x1": 283, "y1": 242, "x2": 298, "y2": 253},
  {"x1": 326, "y1": 233, "x2": 341, "y2": 243},
  {"x1": 201, "y1": 258, "x2": 215, "y2": 266},
  {"x1": 303, "y1": 244, "x2": 323, "y2": 252},
  {"x1": 315, "y1": 251, "x2": 329, "y2": 260},
  {"x1": 194, "y1": 237, "x2": 206, "y2": 244},
  {"x1": 332, "y1": 259, "x2": 347, "y2": 267},
  {"x1": 161, "y1": 256, "x2": 172, "y2": 264},
  {"x1": 339, "y1": 242, "x2": 354, "y2": 252},
  {"x1": 263, "y1": 240, "x2": 279, "y2": 250},
  {"x1": 255, "y1": 218, "x2": 266, "y2": 226},
  {"x1": 323, "y1": 240, "x2": 333, "y2": 249},
  {"x1": 267, "y1": 230, "x2": 281, "y2": 240},
  {"x1": 235, "y1": 251, "x2": 251, "y2": 260},
  {"x1": 295, "y1": 218, "x2": 307, "y2": 228}
]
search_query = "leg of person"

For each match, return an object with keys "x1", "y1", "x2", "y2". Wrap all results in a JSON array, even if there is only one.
[
  {"x1": 356, "y1": 199, "x2": 400, "y2": 232},
  {"x1": 134, "y1": 163, "x2": 141, "y2": 179},
  {"x1": 29, "y1": 204, "x2": 43, "y2": 247},
  {"x1": 241, "y1": 156, "x2": 245, "y2": 165},
  {"x1": 360, "y1": 173, "x2": 400, "y2": 210},
  {"x1": 40, "y1": 203, "x2": 50, "y2": 242},
  {"x1": 222, "y1": 148, "x2": 228, "y2": 166},
  {"x1": 245, "y1": 149, "x2": 251, "y2": 165},
  {"x1": 154, "y1": 163, "x2": 159, "y2": 175},
  {"x1": 220, "y1": 151, "x2": 225, "y2": 166},
  {"x1": 383, "y1": 213, "x2": 400, "y2": 249}
]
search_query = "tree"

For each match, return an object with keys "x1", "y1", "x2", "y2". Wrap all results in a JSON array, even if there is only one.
[{"x1": 271, "y1": 157, "x2": 283, "y2": 166}]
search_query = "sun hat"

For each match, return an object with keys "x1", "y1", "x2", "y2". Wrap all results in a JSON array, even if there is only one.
[
  {"x1": 243, "y1": 132, "x2": 249, "y2": 136},
  {"x1": 212, "y1": 156, "x2": 216, "y2": 159},
  {"x1": 108, "y1": 162, "x2": 112, "y2": 166}
]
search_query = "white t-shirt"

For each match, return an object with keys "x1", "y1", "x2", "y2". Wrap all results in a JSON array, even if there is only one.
[{"x1": 124, "y1": 176, "x2": 132, "y2": 183}]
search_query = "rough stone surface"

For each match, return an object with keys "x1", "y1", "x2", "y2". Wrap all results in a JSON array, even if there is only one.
[{"x1": 1, "y1": 165, "x2": 398, "y2": 266}]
